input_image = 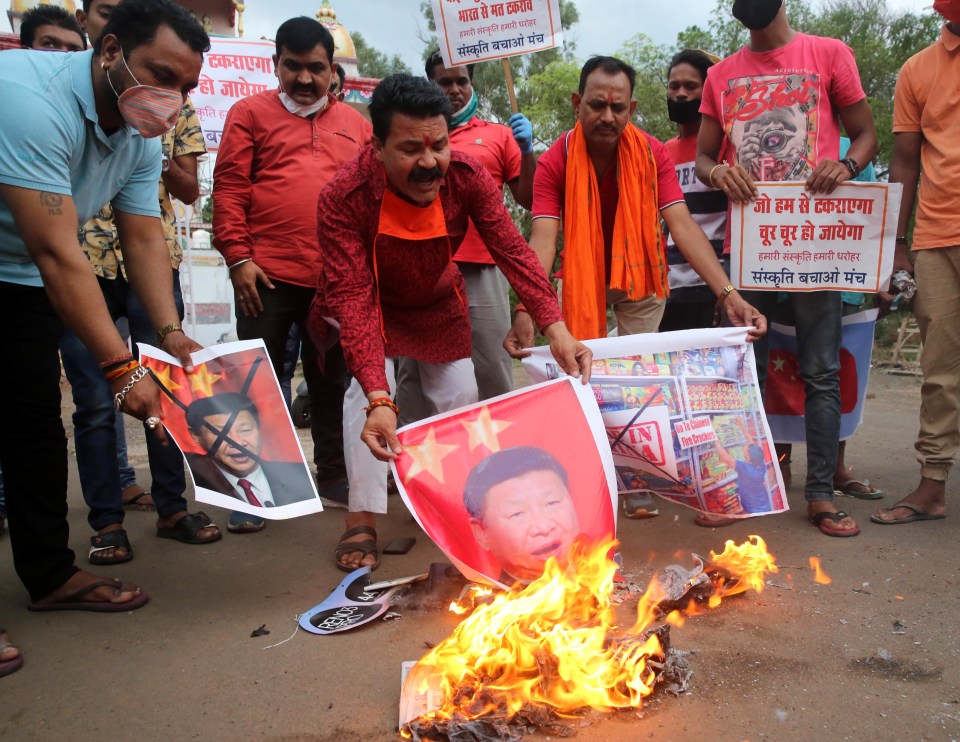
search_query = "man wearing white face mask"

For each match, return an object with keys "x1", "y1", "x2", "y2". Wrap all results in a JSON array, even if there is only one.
[{"x1": 213, "y1": 16, "x2": 371, "y2": 530}]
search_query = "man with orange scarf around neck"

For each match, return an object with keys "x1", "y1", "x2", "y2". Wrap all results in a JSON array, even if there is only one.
[
  {"x1": 509, "y1": 56, "x2": 766, "y2": 348},
  {"x1": 311, "y1": 75, "x2": 592, "y2": 572}
]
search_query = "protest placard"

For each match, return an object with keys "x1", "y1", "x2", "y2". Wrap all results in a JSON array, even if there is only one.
[
  {"x1": 139, "y1": 340, "x2": 322, "y2": 519},
  {"x1": 430, "y1": 0, "x2": 563, "y2": 67},
  {"x1": 523, "y1": 328, "x2": 787, "y2": 519},
  {"x1": 391, "y1": 378, "x2": 616, "y2": 589},
  {"x1": 730, "y1": 182, "x2": 901, "y2": 293},
  {"x1": 189, "y1": 38, "x2": 275, "y2": 152}
]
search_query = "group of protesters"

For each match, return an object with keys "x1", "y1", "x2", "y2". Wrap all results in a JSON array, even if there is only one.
[{"x1": 0, "y1": 0, "x2": 958, "y2": 679}]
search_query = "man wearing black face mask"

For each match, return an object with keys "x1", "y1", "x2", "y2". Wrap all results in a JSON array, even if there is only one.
[
  {"x1": 213, "y1": 16, "x2": 371, "y2": 528},
  {"x1": 660, "y1": 49, "x2": 729, "y2": 334},
  {"x1": 696, "y1": 0, "x2": 878, "y2": 538}
]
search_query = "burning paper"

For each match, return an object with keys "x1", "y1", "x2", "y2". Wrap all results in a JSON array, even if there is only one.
[{"x1": 400, "y1": 536, "x2": 778, "y2": 737}]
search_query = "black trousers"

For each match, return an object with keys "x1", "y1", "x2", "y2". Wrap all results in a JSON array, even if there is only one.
[
  {"x1": 0, "y1": 282, "x2": 78, "y2": 601},
  {"x1": 236, "y1": 279, "x2": 346, "y2": 486}
]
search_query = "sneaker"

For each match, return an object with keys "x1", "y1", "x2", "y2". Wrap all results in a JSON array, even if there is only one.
[
  {"x1": 226, "y1": 511, "x2": 266, "y2": 533},
  {"x1": 316, "y1": 477, "x2": 349, "y2": 510},
  {"x1": 624, "y1": 492, "x2": 659, "y2": 519}
]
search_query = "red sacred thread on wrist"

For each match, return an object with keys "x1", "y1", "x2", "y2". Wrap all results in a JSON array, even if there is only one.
[
  {"x1": 104, "y1": 359, "x2": 141, "y2": 382},
  {"x1": 364, "y1": 397, "x2": 399, "y2": 417},
  {"x1": 100, "y1": 353, "x2": 135, "y2": 370}
]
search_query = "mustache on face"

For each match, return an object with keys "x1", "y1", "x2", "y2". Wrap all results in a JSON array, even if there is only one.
[{"x1": 409, "y1": 166, "x2": 443, "y2": 182}]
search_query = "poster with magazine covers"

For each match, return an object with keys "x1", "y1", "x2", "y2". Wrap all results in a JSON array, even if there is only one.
[{"x1": 523, "y1": 328, "x2": 787, "y2": 519}]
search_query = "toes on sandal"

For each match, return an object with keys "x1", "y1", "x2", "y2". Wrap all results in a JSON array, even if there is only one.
[
  {"x1": 810, "y1": 510, "x2": 860, "y2": 537},
  {"x1": 121, "y1": 486, "x2": 156, "y2": 511},
  {"x1": 334, "y1": 525, "x2": 380, "y2": 573},
  {"x1": 27, "y1": 578, "x2": 150, "y2": 613},
  {"x1": 0, "y1": 630, "x2": 23, "y2": 677},
  {"x1": 156, "y1": 511, "x2": 222, "y2": 544},
  {"x1": 88, "y1": 528, "x2": 134, "y2": 565}
]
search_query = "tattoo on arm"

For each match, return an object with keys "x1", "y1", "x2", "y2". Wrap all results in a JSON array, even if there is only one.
[{"x1": 40, "y1": 192, "x2": 64, "y2": 217}]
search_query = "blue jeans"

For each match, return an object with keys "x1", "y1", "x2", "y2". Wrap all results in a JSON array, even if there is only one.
[
  {"x1": 744, "y1": 290, "x2": 842, "y2": 502},
  {"x1": 60, "y1": 271, "x2": 188, "y2": 531}
]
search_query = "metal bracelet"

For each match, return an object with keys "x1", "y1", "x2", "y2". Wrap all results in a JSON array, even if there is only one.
[{"x1": 113, "y1": 366, "x2": 150, "y2": 411}]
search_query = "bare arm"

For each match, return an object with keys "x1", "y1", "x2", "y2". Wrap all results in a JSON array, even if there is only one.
[
  {"x1": 695, "y1": 113, "x2": 757, "y2": 203},
  {"x1": 805, "y1": 99, "x2": 878, "y2": 195},
  {"x1": 505, "y1": 151, "x2": 537, "y2": 210},
  {"x1": 661, "y1": 204, "x2": 767, "y2": 340},
  {"x1": 161, "y1": 151, "x2": 201, "y2": 204},
  {"x1": 504, "y1": 216, "x2": 559, "y2": 352},
  {"x1": 1, "y1": 184, "x2": 167, "y2": 421},
  {"x1": 888, "y1": 131, "x2": 922, "y2": 276}
]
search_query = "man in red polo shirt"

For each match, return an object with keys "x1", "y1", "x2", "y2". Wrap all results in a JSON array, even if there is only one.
[{"x1": 213, "y1": 17, "x2": 371, "y2": 530}]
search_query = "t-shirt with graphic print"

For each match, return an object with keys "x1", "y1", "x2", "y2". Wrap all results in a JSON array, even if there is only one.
[{"x1": 700, "y1": 33, "x2": 865, "y2": 182}]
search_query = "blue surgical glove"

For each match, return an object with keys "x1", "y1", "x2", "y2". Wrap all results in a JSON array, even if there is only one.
[{"x1": 509, "y1": 112, "x2": 534, "y2": 155}]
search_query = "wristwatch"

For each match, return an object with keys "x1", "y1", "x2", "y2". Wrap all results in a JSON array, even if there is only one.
[{"x1": 840, "y1": 157, "x2": 861, "y2": 179}]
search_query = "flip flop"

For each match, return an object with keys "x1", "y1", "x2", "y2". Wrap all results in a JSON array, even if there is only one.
[
  {"x1": 624, "y1": 493, "x2": 659, "y2": 520},
  {"x1": 334, "y1": 525, "x2": 379, "y2": 573},
  {"x1": 834, "y1": 478, "x2": 885, "y2": 500},
  {"x1": 869, "y1": 501, "x2": 946, "y2": 525},
  {"x1": 27, "y1": 579, "x2": 150, "y2": 613},
  {"x1": 0, "y1": 630, "x2": 23, "y2": 677},
  {"x1": 121, "y1": 485, "x2": 156, "y2": 511},
  {"x1": 809, "y1": 510, "x2": 860, "y2": 537}
]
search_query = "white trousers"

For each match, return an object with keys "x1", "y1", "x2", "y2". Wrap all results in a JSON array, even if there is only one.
[{"x1": 344, "y1": 357, "x2": 478, "y2": 513}]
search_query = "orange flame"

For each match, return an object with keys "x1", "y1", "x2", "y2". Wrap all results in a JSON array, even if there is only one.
[
  {"x1": 809, "y1": 556, "x2": 832, "y2": 584},
  {"x1": 406, "y1": 535, "x2": 778, "y2": 728}
]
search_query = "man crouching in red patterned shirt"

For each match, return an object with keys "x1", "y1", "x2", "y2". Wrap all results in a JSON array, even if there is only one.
[{"x1": 310, "y1": 74, "x2": 591, "y2": 572}]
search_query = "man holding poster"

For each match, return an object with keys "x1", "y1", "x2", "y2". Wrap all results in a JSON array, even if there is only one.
[
  {"x1": 310, "y1": 75, "x2": 591, "y2": 572},
  {"x1": 696, "y1": 0, "x2": 877, "y2": 537}
]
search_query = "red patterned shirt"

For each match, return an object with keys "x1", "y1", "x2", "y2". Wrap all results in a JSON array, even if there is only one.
[{"x1": 314, "y1": 145, "x2": 563, "y2": 396}]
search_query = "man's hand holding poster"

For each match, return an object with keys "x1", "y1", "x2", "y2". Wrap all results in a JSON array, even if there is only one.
[
  {"x1": 139, "y1": 339, "x2": 322, "y2": 518},
  {"x1": 523, "y1": 328, "x2": 787, "y2": 519},
  {"x1": 391, "y1": 378, "x2": 616, "y2": 589},
  {"x1": 730, "y1": 182, "x2": 902, "y2": 292}
]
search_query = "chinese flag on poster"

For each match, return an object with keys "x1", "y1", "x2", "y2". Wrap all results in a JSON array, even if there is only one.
[
  {"x1": 765, "y1": 309, "x2": 878, "y2": 443},
  {"x1": 392, "y1": 378, "x2": 616, "y2": 588}
]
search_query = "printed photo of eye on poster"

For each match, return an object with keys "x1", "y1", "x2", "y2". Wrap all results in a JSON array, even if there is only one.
[
  {"x1": 391, "y1": 378, "x2": 617, "y2": 589},
  {"x1": 523, "y1": 328, "x2": 787, "y2": 519},
  {"x1": 138, "y1": 339, "x2": 322, "y2": 519}
]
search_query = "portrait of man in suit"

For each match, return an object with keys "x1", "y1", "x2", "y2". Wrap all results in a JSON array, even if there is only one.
[{"x1": 185, "y1": 392, "x2": 316, "y2": 507}]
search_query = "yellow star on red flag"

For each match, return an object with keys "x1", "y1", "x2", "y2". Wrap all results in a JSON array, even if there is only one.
[
  {"x1": 403, "y1": 428, "x2": 458, "y2": 485},
  {"x1": 188, "y1": 363, "x2": 223, "y2": 397},
  {"x1": 461, "y1": 406, "x2": 512, "y2": 453},
  {"x1": 149, "y1": 363, "x2": 183, "y2": 393}
]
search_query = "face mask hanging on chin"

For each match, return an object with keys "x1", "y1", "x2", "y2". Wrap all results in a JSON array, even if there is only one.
[
  {"x1": 106, "y1": 50, "x2": 182, "y2": 138},
  {"x1": 278, "y1": 90, "x2": 329, "y2": 117}
]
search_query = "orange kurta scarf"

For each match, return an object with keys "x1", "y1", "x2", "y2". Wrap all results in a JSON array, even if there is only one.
[{"x1": 561, "y1": 122, "x2": 667, "y2": 340}]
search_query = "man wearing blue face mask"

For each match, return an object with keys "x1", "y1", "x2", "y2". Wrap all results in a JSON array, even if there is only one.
[
  {"x1": 213, "y1": 16, "x2": 371, "y2": 530},
  {"x1": 0, "y1": 0, "x2": 209, "y2": 665}
]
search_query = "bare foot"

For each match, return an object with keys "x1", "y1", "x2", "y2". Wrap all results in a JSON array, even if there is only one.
[
  {"x1": 34, "y1": 570, "x2": 143, "y2": 608},
  {"x1": 336, "y1": 512, "x2": 378, "y2": 570},
  {"x1": 871, "y1": 477, "x2": 946, "y2": 523},
  {"x1": 0, "y1": 631, "x2": 20, "y2": 663},
  {"x1": 808, "y1": 500, "x2": 859, "y2": 533}
]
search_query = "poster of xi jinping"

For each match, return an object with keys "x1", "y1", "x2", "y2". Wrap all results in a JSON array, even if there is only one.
[
  {"x1": 392, "y1": 378, "x2": 617, "y2": 589},
  {"x1": 139, "y1": 339, "x2": 322, "y2": 518},
  {"x1": 524, "y1": 327, "x2": 787, "y2": 520}
]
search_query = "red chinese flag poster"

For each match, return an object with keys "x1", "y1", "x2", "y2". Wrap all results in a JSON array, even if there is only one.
[
  {"x1": 139, "y1": 339, "x2": 321, "y2": 519},
  {"x1": 392, "y1": 378, "x2": 617, "y2": 589}
]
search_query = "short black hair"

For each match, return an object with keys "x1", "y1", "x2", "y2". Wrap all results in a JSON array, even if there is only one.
[
  {"x1": 20, "y1": 4, "x2": 85, "y2": 48},
  {"x1": 578, "y1": 55, "x2": 636, "y2": 95},
  {"x1": 424, "y1": 49, "x2": 475, "y2": 81},
  {"x1": 369, "y1": 73, "x2": 452, "y2": 143},
  {"x1": 93, "y1": 0, "x2": 209, "y2": 55},
  {"x1": 185, "y1": 392, "x2": 260, "y2": 433},
  {"x1": 463, "y1": 446, "x2": 570, "y2": 521},
  {"x1": 667, "y1": 49, "x2": 715, "y2": 83},
  {"x1": 275, "y1": 16, "x2": 334, "y2": 63},
  {"x1": 331, "y1": 63, "x2": 345, "y2": 91}
]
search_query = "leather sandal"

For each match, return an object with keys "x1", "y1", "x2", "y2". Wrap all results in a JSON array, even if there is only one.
[{"x1": 88, "y1": 528, "x2": 134, "y2": 565}]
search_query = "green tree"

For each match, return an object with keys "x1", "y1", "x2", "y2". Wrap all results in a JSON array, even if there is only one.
[{"x1": 352, "y1": 31, "x2": 412, "y2": 78}]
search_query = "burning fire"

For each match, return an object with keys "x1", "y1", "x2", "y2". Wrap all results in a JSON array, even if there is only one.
[
  {"x1": 404, "y1": 535, "x2": 778, "y2": 735},
  {"x1": 809, "y1": 556, "x2": 832, "y2": 584}
]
